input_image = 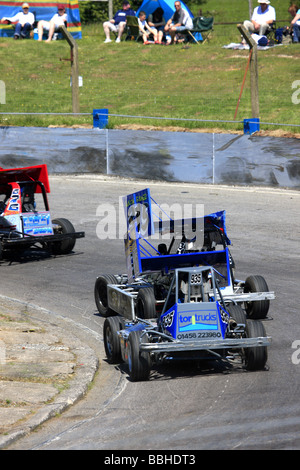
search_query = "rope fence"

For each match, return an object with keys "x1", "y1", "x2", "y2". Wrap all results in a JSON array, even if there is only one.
[{"x1": 0, "y1": 111, "x2": 299, "y2": 132}]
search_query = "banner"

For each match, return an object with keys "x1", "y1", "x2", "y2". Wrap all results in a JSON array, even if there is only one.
[{"x1": 0, "y1": 0, "x2": 81, "y2": 38}]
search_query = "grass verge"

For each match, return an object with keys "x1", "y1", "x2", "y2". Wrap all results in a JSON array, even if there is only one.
[{"x1": 0, "y1": 0, "x2": 299, "y2": 135}]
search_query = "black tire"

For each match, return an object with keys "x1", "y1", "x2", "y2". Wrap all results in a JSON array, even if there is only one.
[
  {"x1": 103, "y1": 316, "x2": 123, "y2": 364},
  {"x1": 244, "y1": 275, "x2": 270, "y2": 319},
  {"x1": 94, "y1": 274, "x2": 118, "y2": 316},
  {"x1": 244, "y1": 319, "x2": 268, "y2": 371},
  {"x1": 226, "y1": 304, "x2": 246, "y2": 325},
  {"x1": 127, "y1": 330, "x2": 151, "y2": 381},
  {"x1": 51, "y1": 218, "x2": 76, "y2": 254},
  {"x1": 136, "y1": 287, "x2": 156, "y2": 319}
]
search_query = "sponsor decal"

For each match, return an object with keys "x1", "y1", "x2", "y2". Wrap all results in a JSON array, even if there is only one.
[
  {"x1": 23, "y1": 212, "x2": 53, "y2": 236},
  {"x1": 178, "y1": 310, "x2": 218, "y2": 332},
  {"x1": 5, "y1": 187, "x2": 21, "y2": 214}
]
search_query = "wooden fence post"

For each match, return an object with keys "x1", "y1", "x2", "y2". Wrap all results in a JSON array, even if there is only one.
[
  {"x1": 59, "y1": 25, "x2": 80, "y2": 114},
  {"x1": 237, "y1": 24, "x2": 259, "y2": 119}
]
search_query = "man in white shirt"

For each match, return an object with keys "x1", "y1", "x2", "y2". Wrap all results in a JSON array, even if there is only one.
[
  {"x1": 0, "y1": 2, "x2": 35, "y2": 39},
  {"x1": 243, "y1": 0, "x2": 276, "y2": 36},
  {"x1": 37, "y1": 4, "x2": 67, "y2": 42}
]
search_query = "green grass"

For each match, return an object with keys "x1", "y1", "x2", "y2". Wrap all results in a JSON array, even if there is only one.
[
  {"x1": 199, "y1": 0, "x2": 288, "y2": 23},
  {"x1": 0, "y1": 0, "x2": 299, "y2": 134}
]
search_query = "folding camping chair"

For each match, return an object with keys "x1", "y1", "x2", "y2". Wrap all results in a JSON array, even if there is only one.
[
  {"x1": 265, "y1": 21, "x2": 277, "y2": 43},
  {"x1": 125, "y1": 15, "x2": 141, "y2": 41},
  {"x1": 184, "y1": 16, "x2": 214, "y2": 44}
]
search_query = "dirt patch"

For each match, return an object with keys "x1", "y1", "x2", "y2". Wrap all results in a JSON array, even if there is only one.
[
  {"x1": 46, "y1": 123, "x2": 300, "y2": 139},
  {"x1": 116, "y1": 124, "x2": 300, "y2": 138}
]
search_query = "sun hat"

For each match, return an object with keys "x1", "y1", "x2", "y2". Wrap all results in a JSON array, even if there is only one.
[
  {"x1": 22, "y1": 3, "x2": 29, "y2": 8},
  {"x1": 258, "y1": 0, "x2": 270, "y2": 4},
  {"x1": 57, "y1": 4, "x2": 65, "y2": 9}
]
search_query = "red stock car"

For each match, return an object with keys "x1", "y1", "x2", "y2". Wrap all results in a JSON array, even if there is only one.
[{"x1": 0, "y1": 164, "x2": 84, "y2": 258}]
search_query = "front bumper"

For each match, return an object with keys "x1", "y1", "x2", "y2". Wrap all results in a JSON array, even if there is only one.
[{"x1": 139, "y1": 336, "x2": 271, "y2": 354}]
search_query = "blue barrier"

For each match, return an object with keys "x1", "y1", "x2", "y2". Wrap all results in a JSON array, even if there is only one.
[
  {"x1": 244, "y1": 118, "x2": 260, "y2": 135},
  {"x1": 93, "y1": 109, "x2": 108, "y2": 129}
]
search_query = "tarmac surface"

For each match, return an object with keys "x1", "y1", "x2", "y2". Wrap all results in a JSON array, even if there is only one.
[{"x1": 0, "y1": 296, "x2": 98, "y2": 450}]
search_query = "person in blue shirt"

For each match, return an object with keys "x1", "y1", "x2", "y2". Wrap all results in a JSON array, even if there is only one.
[
  {"x1": 290, "y1": 5, "x2": 300, "y2": 42},
  {"x1": 103, "y1": 0, "x2": 135, "y2": 43}
]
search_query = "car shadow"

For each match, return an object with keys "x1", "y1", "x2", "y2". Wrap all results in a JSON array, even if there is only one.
[
  {"x1": 116, "y1": 356, "x2": 249, "y2": 383},
  {"x1": 1, "y1": 248, "x2": 80, "y2": 265}
]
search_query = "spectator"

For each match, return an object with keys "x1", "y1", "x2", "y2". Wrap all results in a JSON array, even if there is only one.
[
  {"x1": 243, "y1": 0, "x2": 276, "y2": 36},
  {"x1": 288, "y1": 4, "x2": 298, "y2": 17},
  {"x1": 138, "y1": 10, "x2": 158, "y2": 44},
  {"x1": 0, "y1": 2, "x2": 35, "y2": 39},
  {"x1": 103, "y1": 0, "x2": 135, "y2": 43},
  {"x1": 290, "y1": 5, "x2": 300, "y2": 42},
  {"x1": 147, "y1": 7, "x2": 166, "y2": 44},
  {"x1": 37, "y1": 4, "x2": 67, "y2": 42},
  {"x1": 164, "y1": 1, "x2": 193, "y2": 44}
]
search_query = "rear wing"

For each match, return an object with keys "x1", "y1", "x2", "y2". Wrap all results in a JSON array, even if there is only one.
[
  {"x1": 123, "y1": 188, "x2": 231, "y2": 282},
  {"x1": 0, "y1": 164, "x2": 50, "y2": 193}
]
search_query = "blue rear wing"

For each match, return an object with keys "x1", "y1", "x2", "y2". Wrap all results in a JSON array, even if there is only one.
[{"x1": 123, "y1": 188, "x2": 231, "y2": 282}]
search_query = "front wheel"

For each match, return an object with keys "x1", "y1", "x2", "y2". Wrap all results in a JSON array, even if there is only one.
[
  {"x1": 103, "y1": 316, "x2": 123, "y2": 364},
  {"x1": 94, "y1": 274, "x2": 118, "y2": 316},
  {"x1": 244, "y1": 275, "x2": 270, "y2": 319},
  {"x1": 127, "y1": 330, "x2": 151, "y2": 381},
  {"x1": 136, "y1": 287, "x2": 156, "y2": 319},
  {"x1": 244, "y1": 319, "x2": 268, "y2": 371},
  {"x1": 226, "y1": 304, "x2": 246, "y2": 325}
]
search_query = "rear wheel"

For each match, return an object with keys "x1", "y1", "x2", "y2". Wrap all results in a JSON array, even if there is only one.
[
  {"x1": 51, "y1": 218, "x2": 76, "y2": 254},
  {"x1": 94, "y1": 274, "x2": 118, "y2": 316},
  {"x1": 127, "y1": 330, "x2": 151, "y2": 381},
  {"x1": 244, "y1": 319, "x2": 268, "y2": 371},
  {"x1": 244, "y1": 275, "x2": 270, "y2": 319},
  {"x1": 103, "y1": 316, "x2": 123, "y2": 364}
]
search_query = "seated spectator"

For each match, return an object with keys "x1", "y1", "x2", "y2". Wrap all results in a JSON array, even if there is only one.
[
  {"x1": 103, "y1": 0, "x2": 135, "y2": 43},
  {"x1": 164, "y1": 1, "x2": 193, "y2": 44},
  {"x1": 0, "y1": 2, "x2": 35, "y2": 39},
  {"x1": 288, "y1": 4, "x2": 298, "y2": 17},
  {"x1": 290, "y1": 4, "x2": 300, "y2": 42},
  {"x1": 243, "y1": 0, "x2": 276, "y2": 36},
  {"x1": 37, "y1": 4, "x2": 67, "y2": 42},
  {"x1": 147, "y1": 7, "x2": 166, "y2": 44},
  {"x1": 138, "y1": 10, "x2": 158, "y2": 44}
]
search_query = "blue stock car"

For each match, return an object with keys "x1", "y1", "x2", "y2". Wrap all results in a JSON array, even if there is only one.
[{"x1": 95, "y1": 188, "x2": 273, "y2": 381}]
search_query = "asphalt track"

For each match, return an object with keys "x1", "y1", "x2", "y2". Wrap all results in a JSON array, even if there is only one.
[{"x1": 3, "y1": 175, "x2": 300, "y2": 450}]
